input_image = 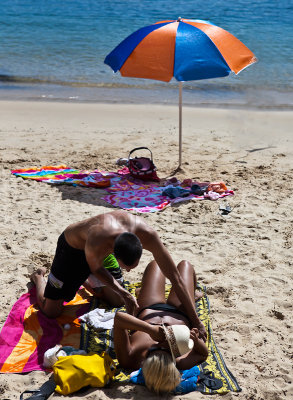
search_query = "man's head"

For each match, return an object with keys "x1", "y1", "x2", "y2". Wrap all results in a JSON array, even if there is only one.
[{"x1": 114, "y1": 232, "x2": 143, "y2": 270}]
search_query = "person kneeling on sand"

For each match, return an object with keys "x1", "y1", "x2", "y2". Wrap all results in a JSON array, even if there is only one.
[
  {"x1": 30, "y1": 210, "x2": 206, "y2": 341},
  {"x1": 114, "y1": 259, "x2": 208, "y2": 395}
]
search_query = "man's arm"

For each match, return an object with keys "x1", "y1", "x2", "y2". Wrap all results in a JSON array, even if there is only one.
[
  {"x1": 142, "y1": 229, "x2": 206, "y2": 340},
  {"x1": 92, "y1": 266, "x2": 138, "y2": 314},
  {"x1": 85, "y1": 233, "x2": 138, "y2": 314}
]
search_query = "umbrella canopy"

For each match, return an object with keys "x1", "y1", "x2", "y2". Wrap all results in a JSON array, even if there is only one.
[{"x1": 105, "y1": 18, "x2": 257, "y2": 166}]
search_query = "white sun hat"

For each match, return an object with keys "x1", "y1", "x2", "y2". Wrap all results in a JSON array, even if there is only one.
[{"x1": 162, "y1": 324, "x2": 194, "y2": 362}]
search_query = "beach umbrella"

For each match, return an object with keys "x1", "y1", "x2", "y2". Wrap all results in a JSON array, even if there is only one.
[{"x1": 104, "y1": 18, "x2": 257, "y2": 167}]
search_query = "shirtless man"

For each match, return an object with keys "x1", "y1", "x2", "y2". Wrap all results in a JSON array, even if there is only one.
[{"x1": 31, "y1": 210, "x2": 206, "y2": 340}]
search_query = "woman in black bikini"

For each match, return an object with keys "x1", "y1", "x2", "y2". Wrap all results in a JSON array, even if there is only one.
[{"x1": 113, "y1": 260, "x2": 208, "y2": 394}]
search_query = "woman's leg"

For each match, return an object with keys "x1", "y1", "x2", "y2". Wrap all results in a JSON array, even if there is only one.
[
  {"x1": 137, "y1": 260, "x2": 166, "y2": 309},
  {"x1": 167, "y1": 260, "x2": 202, "y2": 311}
]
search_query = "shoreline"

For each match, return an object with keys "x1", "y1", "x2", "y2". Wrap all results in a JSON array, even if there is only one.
[
  {"x1": 2, "y1": 97, "x2": 293, "y2": 112},
  {"x1": 1, "y1": 82, "x2": 293, "y2": 111}
]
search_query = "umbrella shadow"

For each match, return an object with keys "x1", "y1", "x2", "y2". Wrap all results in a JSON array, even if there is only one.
[
  {"x1": 54, "y1": 185, "x2": 116, "y2": 209},
  {"x1": 50, "y1": 168, "x2": 198, "y2": 208}
]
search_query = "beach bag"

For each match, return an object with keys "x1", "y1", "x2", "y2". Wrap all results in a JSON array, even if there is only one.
[
  {"x1": 128, "y1": 147, "x2": 159, "y2": 181},
  {"x1": 52, "y1": 352, "x2": 115, "y2": 395}
]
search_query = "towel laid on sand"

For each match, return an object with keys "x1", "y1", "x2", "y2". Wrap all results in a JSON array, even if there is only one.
[
  {"x1": 11, "y1": 165, "x2": 234, "y2": 213},
  {"x1": 0, "y1": 286, "x2": 91, "y2": 373},
  {"x1": 10, "y1": 165, "x2": 112, "y2": 188},
  {"x1": 0, "y1": 280, "x2": 241, "y2": 395},
  {"x1": 80, "y1": 282, "x2": 242, "y2": 395}
]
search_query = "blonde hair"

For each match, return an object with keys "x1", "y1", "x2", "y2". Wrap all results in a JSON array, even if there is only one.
[{"x1": 142, "y1": 352, "x2": 181, "y2": 395}]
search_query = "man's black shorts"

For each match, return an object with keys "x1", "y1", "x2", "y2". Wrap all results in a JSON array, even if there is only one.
[{"x1": 44, "y1": 232, "x2": 91, "y2": 302}]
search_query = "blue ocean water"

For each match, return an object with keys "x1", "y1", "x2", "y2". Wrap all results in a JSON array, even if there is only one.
[{"x1": 0, "y1": 0, "x2": 292, "y2": 108}]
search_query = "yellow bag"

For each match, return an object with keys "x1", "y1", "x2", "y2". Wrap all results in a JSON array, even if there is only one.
[{"x1": 53, "y1": 352, "x2": 115, "y2": 395}]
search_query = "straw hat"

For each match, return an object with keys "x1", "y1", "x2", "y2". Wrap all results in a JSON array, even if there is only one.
[{"x1": 162, "y1": 324, "x2": 194, "y2": 362}]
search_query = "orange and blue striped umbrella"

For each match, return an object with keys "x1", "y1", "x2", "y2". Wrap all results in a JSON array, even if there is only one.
[{"x1": 105, "y1": 18, "x2": 257, "y2": 166}]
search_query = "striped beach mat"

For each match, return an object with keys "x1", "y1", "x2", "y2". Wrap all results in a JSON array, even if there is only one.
[
  {"x1": 0, "y1": 287, "x2": 91, "y2": 373},
  {"x1": 80, "y1": 282, "x2": 241, "y2": 394}
]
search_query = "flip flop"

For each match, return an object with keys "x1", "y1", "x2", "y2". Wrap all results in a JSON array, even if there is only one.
[
  {"x1": 197, "y1": 371, "x2": 223, "y2": 390},
  {"x1": 218, "y1": 202, "x2": 232, "y2": 218},
  {"x1": 20, "y1": 379, "x2": 56, "y2": 400}
]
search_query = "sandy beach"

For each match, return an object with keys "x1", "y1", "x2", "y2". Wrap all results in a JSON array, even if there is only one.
[{"x1": 0, "y1": 100, "x2": 292, "y2": 400}]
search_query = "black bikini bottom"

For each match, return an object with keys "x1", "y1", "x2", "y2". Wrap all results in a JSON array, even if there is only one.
[{"x1": 137, "y1": 303, "x2": 189, "y2": 322}]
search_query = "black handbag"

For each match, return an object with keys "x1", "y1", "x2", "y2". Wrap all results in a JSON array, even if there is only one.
[{"x1": 128, "y1": 147, "x2": 159, "y2": 181}]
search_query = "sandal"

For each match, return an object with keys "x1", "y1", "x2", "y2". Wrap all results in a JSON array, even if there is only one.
[
  {"x1": 20, "y1": 379, "x2": 56, "y2": 400},
  {"x1": 197, "y1": 371, "x2": 223, "y2": 390},
  {"x1": 218, "y1": 202, "x2": 232, "y2": 218}
]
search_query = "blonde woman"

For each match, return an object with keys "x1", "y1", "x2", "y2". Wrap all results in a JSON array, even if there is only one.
[{"x1": 114, "y1": 260, "x2": 208, "y2": 395}]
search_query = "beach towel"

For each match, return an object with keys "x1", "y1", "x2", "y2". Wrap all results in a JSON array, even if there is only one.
[
  {"x1": 0, "y1": 286, "x2": 91, "y2": 373},
  {"x1": 80, "y1": 282, "x2": 242, "y2": 395},
  {"x1": 11, "y1": 165, "x2": 112, "y2": 188},
  {"x1": 11, "y1": 165, "x2": 234, "y2": 213}
]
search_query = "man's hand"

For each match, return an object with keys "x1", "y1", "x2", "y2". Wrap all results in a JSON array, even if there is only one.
[{"x1": 122, "y1": 291, "x2": 139, "y2": 315}]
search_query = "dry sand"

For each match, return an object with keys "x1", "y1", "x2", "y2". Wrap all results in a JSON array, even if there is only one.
[{"x1": 0, "y1": 100, "x2": 292, "y2": 400}]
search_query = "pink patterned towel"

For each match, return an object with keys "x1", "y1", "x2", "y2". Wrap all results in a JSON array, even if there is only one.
[{"x1": 11, "y1": 165, "x2": 234, "y2": 213}]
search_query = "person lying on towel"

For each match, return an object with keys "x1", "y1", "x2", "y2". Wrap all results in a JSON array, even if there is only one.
[
  {"x1": 114, "y1": 259, "x2": 208, "y2": 395},
  {"x1": 30, "y1": 210, "x2": 206, "y2": 340}
]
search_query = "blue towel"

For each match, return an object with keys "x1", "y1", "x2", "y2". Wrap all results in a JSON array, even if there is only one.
[{"x1": 129, "y1": 365, "x2": 201, "y2": 394}]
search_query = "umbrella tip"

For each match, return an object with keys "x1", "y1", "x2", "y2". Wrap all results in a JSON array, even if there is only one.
[{"x1": 177, "y1": 16, "x2": 182, "y2": 22}]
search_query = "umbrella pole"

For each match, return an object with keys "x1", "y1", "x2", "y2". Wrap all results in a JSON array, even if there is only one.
[{"x1": 179, "y1": 81, "x2": 183, "y2": 168}]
